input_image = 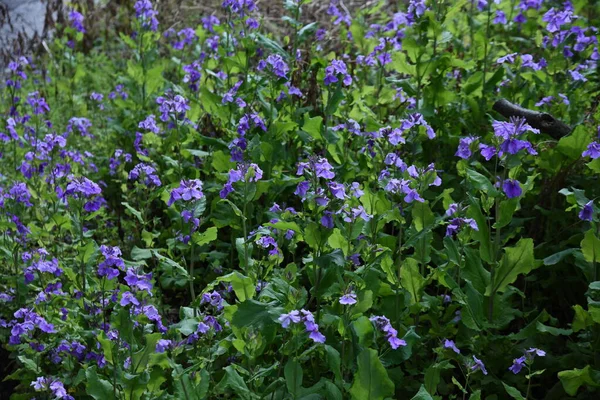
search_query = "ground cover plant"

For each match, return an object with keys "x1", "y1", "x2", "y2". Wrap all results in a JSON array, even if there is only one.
[{"x1": 1, "y1": 0, "x2": 600, "y2": 398}]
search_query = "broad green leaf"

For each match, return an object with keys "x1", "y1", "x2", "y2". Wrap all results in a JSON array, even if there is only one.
[
  {"x1": 572, "y1": 305, "x2": 592, "y2": 332},
  {"x1": 412, "y1": 201, "x2": 434, "y2": 232},
  {"x1": 502, "y1": 383, "x2": 525, "y2": 400},
  {"x1": 218, "y1": 272, "x2": 255, "y2": 301},
  {"x1": 411, "y1": 385, "x2": 434, "y2": 400},
  {"x1": 557, "y1": 126, "x2": 588, "y2": 160},
  {"x1": 495, "y1": 198, "x2": 518, "y2": 229},
  {"x1": 86, "y1": 367, "x2": 115, "y2": 400},
  {"x1": 487, "y1": 238, "x2": 535, "y2": 295},
  {"x1": 285, "y1": 359, "x2": 303, "y2": 397},
  {"x1": 558, "y1": 365, "x2": 600, "y2": 396},
  {"x1": 324, "y1": 345, "x2": 342, "y2": 384},
  {"x1": 455, "y1": 282, "x2": 485, "y2": 331},
  {"x1": 581, "y1": 230, "x2": 600, "y2": 263},
  {"x1": 535, "y1": 322, "x2": 572, "y2": 336},
  {"x1": 349, "y1": 348, "x2": 394, "y2": 400},
  {"x1": 302, "y1": 114, "x2": 323, "y2": 140},
  {"x1": 122, "y1": 202, "x2": 144, "y2": 224},
  {"x1": 463, "y1": 247, "x2": 490, "y2": 294},
  {"x1": 131, "y1": 246, "x2": 153, "y2": 261},
  {"x1": 400, "y1": 258, "x2": 426, "y2": 305},
  {"x1": 193, "y1": 226, "x2": 218, "y2": 246},
  {"x1": 466, "y1": 168, "x2": 498, "y2": 196},
  {"x1": 328, "y1": 228, "x2": 350, "y2": 256},
  {"x1": 351, "y1": 316, "x2": 374, "y2": 346},
  {"x1": 132, "y1": 333, "x2": 162, "y2": 373},
  {"x1": 467, "y1": 197, "x2": 493, "y2": 263},
  {"x1": 215, "y1": 365, "x2": 255, "y2": 400},
  {"x1": 543, "y1": 248, "x2": 577, "y2": 265}
]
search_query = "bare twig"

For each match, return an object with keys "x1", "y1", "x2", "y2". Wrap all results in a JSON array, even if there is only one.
[{"x1": 492, "y1": 98, "x2": 572, "y2": 140}]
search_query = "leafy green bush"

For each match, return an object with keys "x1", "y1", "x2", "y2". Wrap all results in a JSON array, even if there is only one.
[{"x1": 1, "y1": 0, "x2": 600, "y2": 398}]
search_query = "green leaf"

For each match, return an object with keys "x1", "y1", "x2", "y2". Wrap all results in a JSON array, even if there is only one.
[
  {"x1": 581, "y1": 230, "x2": 600, "y2": 263},
  {"x1": 455, "y1": 282, "x2": 485, "y2": 331},
  {"x1": 132, "y1": 333, "x2": 162, "y2": 373},
  {"x1": 535, "y1": 322, "x2": 572, "y2": 336},
  {"x1": 543, "y1": 248, "x2": 577, "y2": 265},
  {"x1": 411, "y1": 385, "x2": 434, "y2": 400},
  {"x1": 215, "y1": 365, "x2": 255, "y2": 400},
  {"x1": 558, "y1": 365, "x2": 600, "y2": 396},
  {"x1": 412, "y1": 201, "x2": 434, "y2": 232},
  {"x1": 122, "y1": 202, "x2": 144, "y2": 224},
  {"x1": 557, "y1": 126, "x2": 588, "y2": 160},
  {"x1": 86, "y1": 367, "x2": 115, "y2": 400},
  {"x1": 487, "y1": 238, "x2": 536, "y2": 295},
  {"x1": 495, "y1": 198, "x2": 518, "y2": 229},
  {"x1": 351, "y1": 316, "x2": 374, "y2": 346},
  {"x1": 467, "y1": 197, "x2": 493, "y2": 263},
  {"x1": 96, "y1": 332, "x2": 113, "y2": 365},
  {"x1": 466, "y1": 169, "x2": 498, "y2": 196},
  {"x1": 193, "y1": 227, "x2": 218, "y2": 246},
  {"x1": 302, "y1": 114, "x2": 323, "y2": 141},
  {"x1": 285, "y1": 359, "x2": 303, "y2": 397},
  {"x1": 328, "y1": 228, "x2": 350, "y2": 256},
  {"x1": 502, "y1": 383, "x2": 525, "y2": 400},
  {"x1": 218, "y1": 272, "x2": 255, "y2": 301},
  {"x1": 463, "y1": 247, "x2": 490, "y2": 294},
  {"x1": 324, "y1": 345, "x2": 342, "y2": 384},
  {"x1": 400, "y1": 258, "x2": 426, "y2": 305},
  {"x1": 131, "y1": 246, "x2": 153, "y2": 261},
  {"x1": 349, "y1": 348, "x2": 395, "y2": 400}
]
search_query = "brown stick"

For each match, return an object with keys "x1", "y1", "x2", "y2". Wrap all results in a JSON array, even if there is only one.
[{"x1": 492, "y1": 98, "x2": 572, "y2": 139}]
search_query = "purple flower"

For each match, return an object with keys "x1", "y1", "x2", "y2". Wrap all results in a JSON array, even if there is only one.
[
  {"x1": 579, "y1": 201, "x2": 594, "y2": 221},
  {"x1": 456, "y1": 136, "x2": 478, "y2": 159},
  {"x1": 583, "y1": 142, "x2": 600, "y2": 159},
  {"x1": 503, "y1": 179, "x2": 522, "y2": 199},
  {"x1": 321, "y1": 211, "x2": 334, "y2": 229},
  {"x1": 168, "y1": 179, "x2": 204, "y2": 206},
  {"x1": 258, "y1": 54, "x2": 289, "y2": 79},
  {"x1": 129, "y1": 163, "x2": 161, "y2": 187},
  {"x1": 370, "y1": 315, "x2": 406, "y2": 349},
  {"x1": 542, "y1": 8, "x2": 573, "y2": 33},
  {"x1": 535, "y1": 96, "x2": 554, "y2": 107},
  {"x1": 294, "y1": 181, "x2": 310, "y2": 199},
  {"x1": 134, "y1": 0, "x2": 159, "y2": 31},
  {"x1": 497, "y1": 53, "x2": 518, "y2": 64},
  {"x1": 68, "y1": 9, "x2": 86, "y2": 33},
  {"x1": 120, "y1": 291, "x2": 140, "y2": 307},
  {"x1": 156, "y1": 339, "x2": 172, "y2": 353},
  {"x1": 278, "y1": 310, "x2": 301, "y2": 328},
  {"x1": 446, "y1": 218, "x2": 478, "y2": 236},
  {"x1": 138, "y1": 114, "x2": 160, "y2": 134},
  {"x1": 328, "y1": 182, "x2": 346, "y2": 200},
  {"x1": 509, "y1": 356, "x2": 527, "y2": 374},
  {"x1": 339, "y1": 293, "x2": 357, "y2": 305},
  {"x1": 156, "y1": 94, "x2": 190, "y2": 122},
  {"x1": 526, "y1": 347, "x2": 546, "y2": 357},
  {"x1": 443, "y1": 339, "x2": 460, "y2": 354},
  {"x1": 493, "y1": 10, "x2": 507, "y2": 24},
  {"x1": 324, "y1": 59, "x2": 352, "y2": 86},
  {"x1": 471, "y1": 356, "x2": 488, "y2": 375}
]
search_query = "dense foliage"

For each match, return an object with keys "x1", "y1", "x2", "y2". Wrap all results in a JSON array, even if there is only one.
[{"x1": 1, "y1": 0, "x2": 600, "y2": 398}]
